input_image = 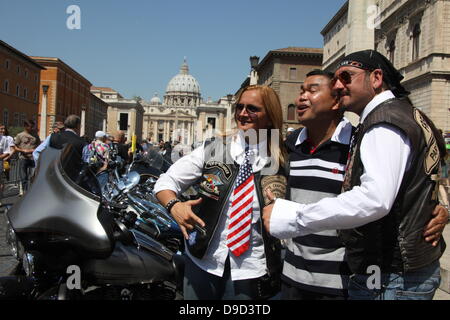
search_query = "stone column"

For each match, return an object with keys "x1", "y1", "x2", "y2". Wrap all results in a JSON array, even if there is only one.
[
  {"x1": 39, "y1": 85, "x2": 49, "y2": 140},
  {"x1": 181, "y1": 121, "x2": 186, "y2": 144},
  {"x1": 187, "y1": 122, "x2": 192, "y2": 145},
  {"x1": 347, "y1": 0, "x2": 376, "y2": 54},
  {"x1": 80, "y1": 107, "x2": 86, "y2": 137},
  {"x1": 218, "y1": 112, "x2": 224, "y2": 135},
  {"x1": 153, "y1": 120, "x2": 158, "y2": 143}
]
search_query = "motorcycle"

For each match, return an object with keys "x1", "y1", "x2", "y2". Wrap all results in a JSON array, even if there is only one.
[
  {"x1": 100, "y1": 149, "x2": 185, "y2": 253},
  {"x1": 0, "y1": 145, "x2": 184, "y2": 300}
]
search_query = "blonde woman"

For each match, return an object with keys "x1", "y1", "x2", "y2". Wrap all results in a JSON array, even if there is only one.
[{"x1": 155, "y1": 85, "x2": 286, "y2": 300}]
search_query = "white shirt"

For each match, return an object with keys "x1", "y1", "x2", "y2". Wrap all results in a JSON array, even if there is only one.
[
  {"x1": 154, "y1": 132, "x2": 270, "y2": 280},
  {"x1": 0, "y1": 135, "x2": 14, "y2": 171},
  {"x1": 270, "y1": 90, "x2": 413, "y2": 238}
]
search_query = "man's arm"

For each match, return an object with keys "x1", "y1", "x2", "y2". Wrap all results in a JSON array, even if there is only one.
[
  {"x1": 33, "y1": 135, "x2": 51, "y2": 164},
  {"x1": 265, "y1": 124, "x2": 411, "y2": 239},
  {"x1": 154, "y1": 143, "x2": 206, "y2": 239}
]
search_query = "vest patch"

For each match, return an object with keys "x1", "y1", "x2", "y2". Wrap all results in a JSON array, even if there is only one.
[
  {"x1": 413, "y1": 108, "x2": 440, "y2": 175},
  {"x1": 260, "y1": 175, "x2": 287, "y2": 206},
  {"x1": 205, "y1": 161, "x2": 232, "y2": 181},
  {"x1": 199, "y1": 172, "x2": 223, "y2": 200}
]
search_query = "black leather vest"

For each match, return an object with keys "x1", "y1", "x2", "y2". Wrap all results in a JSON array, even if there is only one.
[
  {"x1": 187, "y1": 137, "x2": 283, "y2": 276},
  {"x1": 339, "y1": 98, "x2": 446, "y2": 274}
]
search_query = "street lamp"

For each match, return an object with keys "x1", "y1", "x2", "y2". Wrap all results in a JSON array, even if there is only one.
[{"x1": 249, "y1": 56, "x2": 260, "y2": 85}]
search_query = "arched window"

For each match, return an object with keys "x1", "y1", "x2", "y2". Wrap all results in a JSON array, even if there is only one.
[
  {"x1": 412, "y1": 23, "x2": 421, "y2": 61},
  {"x1": 287, "y1": 104, "x2": 296, "y2": 121}
]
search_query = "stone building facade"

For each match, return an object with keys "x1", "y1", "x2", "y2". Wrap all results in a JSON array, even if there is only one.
[
  {"x1": 251, "y1": 47, "x2": 323, "y2": 132},
  {"x1": 91, "y1": 86, "x2": 144, "y2": 142},
  {"x1": 86, "y1": 93, "x2": 108, "y2": 139},
  {"x1": 142, "y1": 60, "x2": 228, "y2": 145},
  {"x1": 322, "y1": 0, "x2": 450, "y2": 131}
]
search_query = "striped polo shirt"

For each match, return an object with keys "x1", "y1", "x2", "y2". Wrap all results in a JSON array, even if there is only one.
[{"x1": 282, "y1": 118, "x2": 354, "y2": 296}]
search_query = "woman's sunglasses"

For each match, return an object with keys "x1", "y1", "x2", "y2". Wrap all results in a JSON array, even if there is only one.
[{"x1": 235, "y1": 103, "x2": 262, "y2": 118}]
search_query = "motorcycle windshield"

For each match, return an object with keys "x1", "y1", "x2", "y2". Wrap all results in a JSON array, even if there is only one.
[
  {"x1": 7, "y1": 144, "x2": 114, "y2": 257},
  {"x1": 141, "y1": 147, "x2": 164, "y2": 171}
]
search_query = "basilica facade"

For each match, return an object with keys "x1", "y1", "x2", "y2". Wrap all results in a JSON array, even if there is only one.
[{"x1": 141, "y1": 60, "x2": 232, "y2": 145}]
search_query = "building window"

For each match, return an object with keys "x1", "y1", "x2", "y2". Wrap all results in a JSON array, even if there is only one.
[
  {"x1": 5, "y1": 60, "x2": 10, "y2": 69},
  {"x1": 35, "y1": 74, "x2": 39, "y2": 83},
  {"x1": 4, "y1": 80, "x2": 9, "y2": 93},
  {"x1": 389, "y1": 39, "x2": 396, "y2": 65},
  {"x1": 289, "y1": 68, "x2": 297, "y2": 81},
  {"x1": 34, "y1": 91, "x2": 38, "y2": 103},
  {"x1": 17, "y1": 65, "x2": 20, "y2": 74},
  {"x1": 119, "y1": 113, "x2": 129, "y2": 131},
  {"x1": 3, "y1": 109, "x2": 9, "y2": 126},
  {"x1": 24, "y1": 88, "x2": 28, "y2": 99},
  {"x1": 24, "y1": 69, "x2": 28, "y2": 79},
  {"x1": 207, "y1": 117, "x2": 216, "y2": 129},
  {"x1": 13, "y1": 113, "x2": 20, "y2": 127},
  {"x1": 16, "y1": 84, "x2": 20, "y2": 97},
  {"x1": 412, "y1": 23, "x2": 421, "y2": 61},
  {"x1": 20, "y1": 113, "x2": 26, "y2": 127},
  {"x1": 287, "y1": 104, "x2": 296, "y2": 121}
]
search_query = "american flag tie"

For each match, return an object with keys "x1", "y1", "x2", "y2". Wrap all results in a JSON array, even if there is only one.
[{"x1": 226, "y1": 149, "x2": 254, "y2": 257}]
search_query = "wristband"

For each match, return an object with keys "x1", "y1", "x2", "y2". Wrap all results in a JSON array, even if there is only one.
[{"x1": 165, "y1": 198, "x2": 181, "y2": 213}]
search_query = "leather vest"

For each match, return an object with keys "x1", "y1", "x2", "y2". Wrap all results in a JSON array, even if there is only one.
[
  {"x1": 339, "y1": 98, "x2": 446, "y2": 274},
  {"x1": 187, "y1": 137, "x2": 283, "y2": 276}
]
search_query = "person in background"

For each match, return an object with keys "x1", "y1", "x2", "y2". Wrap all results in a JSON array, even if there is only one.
[
  {"x1": 33, "y1": 120, "x2": 65, "y2": 164},
  {"x1": 0, "y1": 125, "x2": 15, "y2": 201},
  {"x1": 13, "y1": 120, "x2": 41, "y2": 192},
  {"x1": 52, "y1": 121, "x2": 65, "y2": 134},
  {"x1": 87, "y1": 131, "x2": 111, "y2": 190}
]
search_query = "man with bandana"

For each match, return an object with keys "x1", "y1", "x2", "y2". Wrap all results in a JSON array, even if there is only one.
[{"x1": 263, "y1": 50, "x2": 447, "y2": 300}]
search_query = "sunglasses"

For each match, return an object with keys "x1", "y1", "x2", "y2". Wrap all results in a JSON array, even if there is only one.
[
  {"x1": 331, "y1": 70, "x2": 371, "y2": 87},
  {"x1": 235, "y1": 103, "x2": 262, "y2": 117}
]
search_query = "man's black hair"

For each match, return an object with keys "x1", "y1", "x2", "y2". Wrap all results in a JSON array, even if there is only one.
[{"x1": 306, "y1": 69, "x2": 334, "y2": 80}]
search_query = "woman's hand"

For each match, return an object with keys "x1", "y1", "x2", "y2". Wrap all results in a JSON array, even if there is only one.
[{"x1": 170, "y1": 198, "x2": 205, "y2": 240}]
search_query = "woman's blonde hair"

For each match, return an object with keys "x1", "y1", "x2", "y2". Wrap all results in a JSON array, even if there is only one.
[{"x1": 234, "y1": 85, "x2": 287, "y2": 167}]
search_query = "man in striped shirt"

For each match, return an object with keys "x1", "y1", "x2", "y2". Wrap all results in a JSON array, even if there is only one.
[
  {"x1": 277, "y1": 70, "x2": 352, "y2": 299},
  {"x1": 270, "y1": 70, "x2": 447, "y2": 300}
]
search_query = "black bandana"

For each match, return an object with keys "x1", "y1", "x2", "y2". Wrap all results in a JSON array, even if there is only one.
[{"x1": 338, "y1": 50, "x2": 410, "y2": 98}]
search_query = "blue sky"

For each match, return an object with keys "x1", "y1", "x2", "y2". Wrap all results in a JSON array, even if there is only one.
[{"x1": 0, "y1": 0, "x2": 347, "y2": 101}]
